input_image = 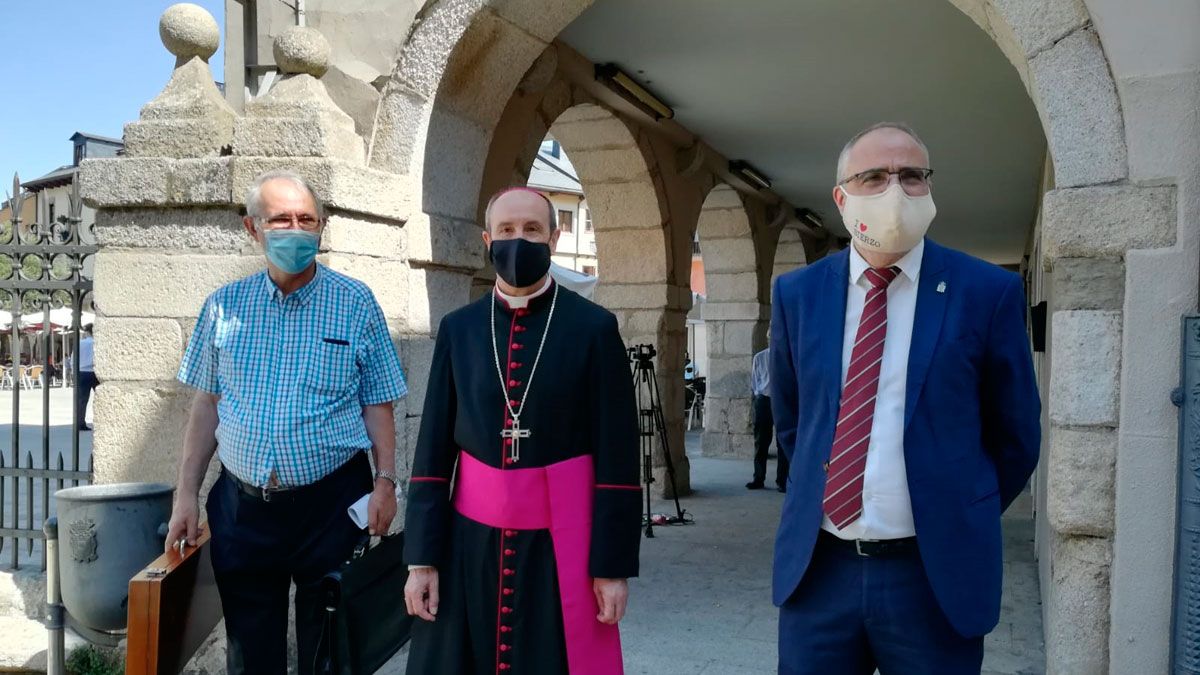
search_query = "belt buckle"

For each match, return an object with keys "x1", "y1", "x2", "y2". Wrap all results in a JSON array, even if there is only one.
[
  {"x1": 855, "y1": 539, "x2": 874, "y2": 557},
  {"x1": 261, "y1": 484, "x2": 287, "y2": 502}
]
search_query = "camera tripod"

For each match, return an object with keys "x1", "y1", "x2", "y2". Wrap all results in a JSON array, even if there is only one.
[{"x1": 627, "y1": 344, "x2": 689, "y2": 537}]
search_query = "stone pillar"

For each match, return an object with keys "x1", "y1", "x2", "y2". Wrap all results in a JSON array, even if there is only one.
[
  {"x1": 1040, "y1": 184, "x2": 1176, "y2": 674},
  {"x1": 700, "y1": 303, "x2": 767, "y2": 458},
  {"x1": 82, "y1": 8, "x2": 426, "y2": 524},
  {"x1": 83, "y1": 4, "x2": 248, "y2": 488},
  {"x1": 696, "y1": 186, "x2": 769, "y2": 459}
]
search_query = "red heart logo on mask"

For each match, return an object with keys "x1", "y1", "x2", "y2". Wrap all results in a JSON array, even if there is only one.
[{"x1": 858, "y1": 222, "x2": 868, "y2": 232}]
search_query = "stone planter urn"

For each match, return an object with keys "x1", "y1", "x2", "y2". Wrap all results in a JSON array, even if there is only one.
[{"x1": 54, "y1": 483, "x2": 173, "y2": 641}]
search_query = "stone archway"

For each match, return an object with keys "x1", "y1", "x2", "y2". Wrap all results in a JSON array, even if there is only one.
[
  {"x1": 541, "y1": 104, "x2": 691, "y2": 493},
  {"x1": 80, "y1": 0, "x2": 1186, "y2": 670},
  {"x1": 546, "y1": 105, "x2": 672, "y2": 344},
  {"x1": 361, "y1": 0, "x2": 1160, "y2": 669},
  {"x1": 772, "y1": 227, "x2": 807, "y2": 283}
]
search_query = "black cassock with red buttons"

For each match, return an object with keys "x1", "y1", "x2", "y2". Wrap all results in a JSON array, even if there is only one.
[{"x1": 404, "y1": 281, "x2": 642, "y2": 674}]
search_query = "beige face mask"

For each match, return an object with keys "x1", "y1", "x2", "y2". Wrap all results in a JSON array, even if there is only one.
[{"x1": 838, "y1": 183, "x2": 936, "y2": 254}]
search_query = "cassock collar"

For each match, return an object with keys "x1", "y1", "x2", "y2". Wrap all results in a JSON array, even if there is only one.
[{"x1": 494, "y1": 276, "x2": 555, "y2": 313}]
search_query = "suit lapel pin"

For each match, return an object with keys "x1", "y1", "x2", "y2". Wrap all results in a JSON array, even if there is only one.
[{"x1": 936, "y1": 281, "x2": 947, "y2": 294}]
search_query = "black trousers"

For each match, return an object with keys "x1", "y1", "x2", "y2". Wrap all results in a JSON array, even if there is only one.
[
  {"x1": 206, "y1": 452, "x2": 372, "y2": 675},
  {"x1": 753, "y1": 394, "x2": 788, "y2": 487},
  {"x1": 75, "y1": 371, "x2": 97, "y2": 426}
]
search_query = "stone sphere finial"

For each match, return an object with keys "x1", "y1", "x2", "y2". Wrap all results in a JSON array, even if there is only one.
[
  {"x1": 274, "y1": 26, "x2": 331, "y2": 78},
  {"x1": 159, "y1": 3, "x2": 220, "y2": 62}
]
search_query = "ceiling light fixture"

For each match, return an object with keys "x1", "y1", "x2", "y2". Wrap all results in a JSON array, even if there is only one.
[
  {"x1": 595, "y1": 64, "x2": 674, "y2": 120},
  {"x1": 729, "y1": 160, "x2": 771, "y2": 191},
  {"x1": 795, "y1": 207, "x2": 824, "y2": 230}
]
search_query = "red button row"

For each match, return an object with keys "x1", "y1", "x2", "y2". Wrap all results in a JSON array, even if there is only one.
[{"x1": 500, "y1": 529, "x2": 517, "y2": 667}]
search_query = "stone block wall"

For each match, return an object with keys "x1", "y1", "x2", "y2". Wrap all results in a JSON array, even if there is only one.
[{"x1": 81, "y1": 14, "x2": 432, "y2": 528}]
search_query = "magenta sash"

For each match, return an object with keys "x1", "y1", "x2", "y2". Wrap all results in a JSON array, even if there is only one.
[{"x1": 453, "y1": 451, "x2": 624, "y2": 675}]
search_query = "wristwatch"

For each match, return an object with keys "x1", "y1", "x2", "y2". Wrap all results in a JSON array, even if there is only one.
[{"x1": 375, "y1": 469, "x2": 400, "y2": 490}]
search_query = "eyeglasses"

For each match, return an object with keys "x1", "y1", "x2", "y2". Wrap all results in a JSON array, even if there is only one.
[
  {"x1": 258, "y1": 214, "x2": 323, "y2": 231},
  {"x1": 839, "y1": 167, "x2": 934, "y2": 196}
]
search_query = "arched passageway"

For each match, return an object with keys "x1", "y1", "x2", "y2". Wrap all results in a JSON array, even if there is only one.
[
  {"x1": 83, "y1": 0, "x2": 1187, "y2": 671},
  {"x1": 363, "y1": 1, "x2": 1148, "y2": 669}
]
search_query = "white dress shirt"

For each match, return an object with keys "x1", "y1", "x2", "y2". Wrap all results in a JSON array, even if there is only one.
[
  {"x1": 751, "y1": 349, "x2": 771, "y2": 397},
  {"x1": 78, "y1": 336, "x2": 95, "y2": 373},
  {"x1": 822, "y1": 239, "x2": 924, "y2": 541}
]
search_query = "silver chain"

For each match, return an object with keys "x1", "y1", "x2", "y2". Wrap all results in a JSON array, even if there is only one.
[{"x1": 491, "y1": 283, "x2": 558, "y2": 425}]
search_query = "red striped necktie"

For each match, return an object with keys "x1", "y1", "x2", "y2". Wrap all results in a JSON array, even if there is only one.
[{"x1": 823, "y1": 266, "x2": 900, "y2": 529}]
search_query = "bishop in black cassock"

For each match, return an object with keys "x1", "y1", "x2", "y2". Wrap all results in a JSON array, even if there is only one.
[{"x1": 404, "y1": 188, "x2": 642, "y2": 675}]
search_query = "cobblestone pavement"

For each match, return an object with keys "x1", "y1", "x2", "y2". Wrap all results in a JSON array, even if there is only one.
[{"x1": 381, "y1": 432, "x2": 1046, "y2": 674}]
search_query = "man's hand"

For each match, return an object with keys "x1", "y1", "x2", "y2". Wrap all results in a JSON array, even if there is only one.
[
  {"x1": 405, "y1": 567, "x2": 439, "y2": 622},
  {"x1": 368, "y1": 478, "x2": 397, "y2": 536},
  {"x1": 164, "y1": 494, "x2": 199, "y2": 552},
  {"x1": 593, "y1": 578, "x2": 629, "y2": 625}
]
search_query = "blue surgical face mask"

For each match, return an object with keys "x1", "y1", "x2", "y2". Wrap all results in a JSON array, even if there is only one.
[{"x1": 261, "y1": 229, "x2": 320, "y2": 274}]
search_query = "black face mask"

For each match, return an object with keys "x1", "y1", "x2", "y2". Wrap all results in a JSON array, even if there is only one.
[{"x1": 490, "y1": 238, "x2": 552, "y2": 288}]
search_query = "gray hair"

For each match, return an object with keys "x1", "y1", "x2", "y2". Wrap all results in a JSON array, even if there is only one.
[
  {"x1": 835, "y1": 122, "x2": 930, "y2": 183},
  {"x1": 245, "y1": 170, "x2": 326, "y2": 221}
]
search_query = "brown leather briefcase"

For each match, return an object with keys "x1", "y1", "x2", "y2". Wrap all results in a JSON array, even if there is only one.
[{"x1": 125, "y1": 523, "x2": 223, "y2": 675}]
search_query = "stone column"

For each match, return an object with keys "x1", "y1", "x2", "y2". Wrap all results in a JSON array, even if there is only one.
[
  {"x1": 697, "y1": 187, "x2": 769, "y2": 459},
  {"x1": 1040, "y1": 184, "x2": 1176, "y2": 674},
  {"x1": 83, "y1": 4, "x2": 247, "y2": 487}
]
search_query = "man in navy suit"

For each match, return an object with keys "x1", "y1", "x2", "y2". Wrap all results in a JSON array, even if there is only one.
[{"x1": 770, "y1": 122, "x2": 1040, "y2": 674}]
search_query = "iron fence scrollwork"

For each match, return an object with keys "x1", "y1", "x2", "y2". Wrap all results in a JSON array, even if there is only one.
[{"x1": 0, "y1": 173, "x2": 95, "y2": 570}]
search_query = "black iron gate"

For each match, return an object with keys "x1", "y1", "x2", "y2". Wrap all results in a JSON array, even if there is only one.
[{"x1": 1, "y1": 174, "x2": 95, "y2": 570}]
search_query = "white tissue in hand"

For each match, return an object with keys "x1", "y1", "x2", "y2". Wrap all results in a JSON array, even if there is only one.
[{"x1": 347, "y1": 492, "x2": 400, "y2": 530}]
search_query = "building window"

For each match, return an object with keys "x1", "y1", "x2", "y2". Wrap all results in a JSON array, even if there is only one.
[
  {"x1": 558, "y1": 209, "x2": 573, "y2": 233},
  {"x1": 584, "y1": 207, "x2": 593, "y2": 232},
  {"x1": 582, "y1": 265, "x2": 597, "y2": 276},
  {"x1": 47, "y1": 201, "x2": 56, "y2": 225}
]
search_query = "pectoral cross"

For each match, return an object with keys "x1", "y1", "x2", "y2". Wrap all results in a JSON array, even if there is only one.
[{"x1": 500, "y1": 417, "x2": 531, "y2": 462}]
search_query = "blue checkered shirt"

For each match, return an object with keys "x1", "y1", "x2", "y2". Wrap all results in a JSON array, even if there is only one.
[{"x1": 177, "y1": 264, "x2": 407, "y2": 487}]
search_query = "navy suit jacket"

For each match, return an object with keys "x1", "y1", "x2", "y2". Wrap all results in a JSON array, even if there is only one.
[{"x1": 769, "y1": 238, "x2": 1040, "y2": 638}]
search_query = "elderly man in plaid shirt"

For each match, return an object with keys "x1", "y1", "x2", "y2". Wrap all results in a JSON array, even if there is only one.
[{"x1": 164, "y1": 170, "x2": 407, "y2": 675}]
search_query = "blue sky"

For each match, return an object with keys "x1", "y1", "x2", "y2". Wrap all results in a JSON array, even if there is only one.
[{"x1": 3, "y1": 0, "x2": 226, "y2": 187}]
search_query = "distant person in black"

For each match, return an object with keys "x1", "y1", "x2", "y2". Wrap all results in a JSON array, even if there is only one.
[
  {"x1": 747, "y1": 346, "x2": 788, "y2": 492},
  {"x1": 403, "y1": 187, "x2": 642, "y2": 674}
]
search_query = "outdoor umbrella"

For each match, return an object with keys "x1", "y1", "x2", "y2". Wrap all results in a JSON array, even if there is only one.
[{"x1": 18, "y1": 309, "x2": 95, "y2": 331}]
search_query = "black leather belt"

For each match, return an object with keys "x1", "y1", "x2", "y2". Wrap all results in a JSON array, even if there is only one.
[
  {"x1": 819, "y1": 530, "x2": 918, "y2": 557},
  {"x1": 221, "y1": 452, "x2": 370, "y2": 503},
  {"x1": 223, "y1": 468, "x2": 304, "y2": 502}
]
